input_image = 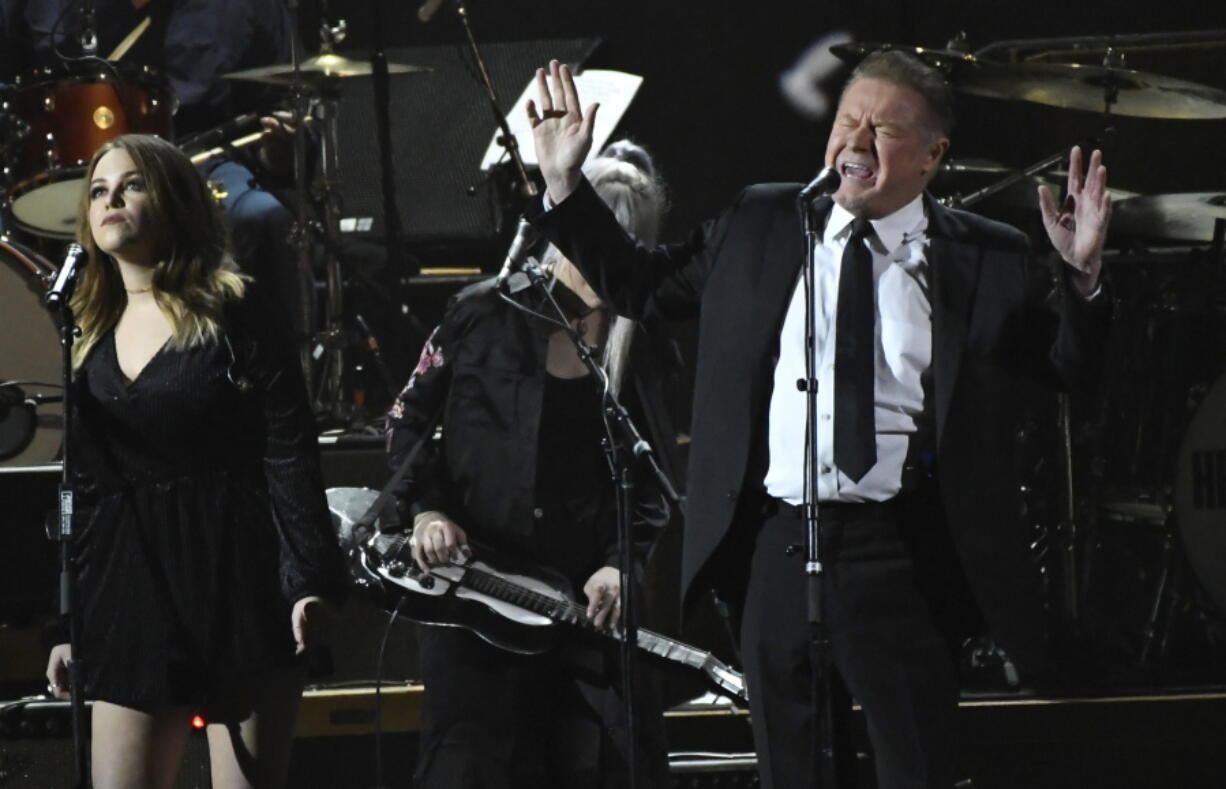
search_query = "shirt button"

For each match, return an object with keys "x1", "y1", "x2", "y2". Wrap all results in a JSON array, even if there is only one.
[
  {"x1": 533, "y1": 507, "x2": 544, "y2": 519},
  {"x1": 821, "y1": 465, "x2": 832, "y2": 474},
  {"x1": 821, "y1": 413, "x2": 831, "y2": 421},
  {"x1": 727, "y1": 489, "x2": 738, "y2": 502}
]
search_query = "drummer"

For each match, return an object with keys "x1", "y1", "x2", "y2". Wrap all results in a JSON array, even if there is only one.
[{"x1": 0, "y1": 0, "x2": 309, "y2": 342}]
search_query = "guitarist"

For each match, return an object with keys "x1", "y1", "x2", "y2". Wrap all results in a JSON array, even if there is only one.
[{"x1": 386, "y1": 140, "x2": 681, "y2": 789}]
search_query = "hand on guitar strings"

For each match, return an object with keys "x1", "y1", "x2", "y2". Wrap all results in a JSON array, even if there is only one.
[
  {"x1": 411, "y1": 510, "x2": 470, "y2": 574},
  {"x1": 584, "y1": 565, "x2": 622, "y2": 629}
]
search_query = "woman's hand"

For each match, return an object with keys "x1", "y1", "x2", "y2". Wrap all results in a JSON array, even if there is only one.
[
  {"x1": 291, "y1": 596, "x2": 334, "y2": 655},
  {"x1": 583, "y1": 566, "x2": 622, "y2": 629},
  {"x1": 45, "y1": 643, "x2": 72, "y2": 699},
  {"x1": 411, "y1": 511, "x2": 469, "y2": 574}
]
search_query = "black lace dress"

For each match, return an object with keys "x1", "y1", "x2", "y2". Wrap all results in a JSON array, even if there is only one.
[{"x1": 70, "y1": 296, "x2": 347, "y2": 713}]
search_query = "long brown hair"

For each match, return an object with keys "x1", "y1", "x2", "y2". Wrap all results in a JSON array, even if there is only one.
[{"x1": 70, "y1": 134, "x2": 246, "y2": 368}]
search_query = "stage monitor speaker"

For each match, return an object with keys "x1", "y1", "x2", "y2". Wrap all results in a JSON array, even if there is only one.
[{"x1": 335, "y1": 38, "x2": 600, "y2": 244}]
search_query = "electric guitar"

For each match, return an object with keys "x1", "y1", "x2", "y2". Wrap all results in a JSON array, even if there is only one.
[{"x1": 328, "y1": 488, "x2": 746, "y2": 702}]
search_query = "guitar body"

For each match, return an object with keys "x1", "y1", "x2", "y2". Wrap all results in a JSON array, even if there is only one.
[
  {"x1": 329, "y1": 484, "x2": 748, "y2": 702},
  {"x1": 358, "y1": 532, "x2": 576, "y2": 655}
]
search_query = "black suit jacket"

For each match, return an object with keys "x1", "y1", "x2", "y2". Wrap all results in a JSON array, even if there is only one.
[{"x1": 531, "y1": 178, "x2": 1109, "y2": 669}]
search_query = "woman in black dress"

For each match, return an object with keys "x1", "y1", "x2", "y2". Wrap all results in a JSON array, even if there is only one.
[{"x1": 43, "y1": 134, "x2": 347, "y2": 789}]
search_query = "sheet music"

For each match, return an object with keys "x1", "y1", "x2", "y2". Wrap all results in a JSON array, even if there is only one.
[{"x1": 480, "y1": 69, "x2": 644, "y2": 171}]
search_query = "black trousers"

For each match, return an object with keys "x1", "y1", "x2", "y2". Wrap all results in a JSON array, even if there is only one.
[
  {"x1": 739, "y1": 495, "x2": 966, "y2": 789},
  {"x1": 414, "y1": 625, "x2": 669, "y2": 789}
]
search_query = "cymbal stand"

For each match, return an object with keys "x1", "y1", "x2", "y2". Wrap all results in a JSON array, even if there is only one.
[
  {"x1": 943, "y1": 126, "x2": 1115, "y2": 210},
  {"x1": 311, "y1": 82, "x2": 349, "y2": 418},
  {"x1": 1057, "y1": 392, "x2": 1079, "y2": 625},
  {"x1": 286, "y1": 0, "x2": 320, "y2": 392},
  {"x1": 305, "y1": 17, "x2": 351, "y2": 419}
]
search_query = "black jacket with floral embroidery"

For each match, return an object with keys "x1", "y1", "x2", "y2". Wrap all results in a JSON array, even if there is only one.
[{"x1": 385, "y1": 279, "x2": 680, "y2": 585}]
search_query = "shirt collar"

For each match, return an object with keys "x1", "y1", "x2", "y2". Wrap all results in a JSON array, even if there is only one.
[{"x1": 825, "y1": 193, "x2": 927, "y2": 255}]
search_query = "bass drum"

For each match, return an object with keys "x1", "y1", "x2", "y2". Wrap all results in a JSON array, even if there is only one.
[
  {"x1": 1174, "y1": 374, "x2": 1226, "y2": 614},
  {"x1": 3, "y1": 62, "x2": 175, "y2": 239},
  {"x1": 0, "y1": 237, "x2": 62, "y2": 466}
]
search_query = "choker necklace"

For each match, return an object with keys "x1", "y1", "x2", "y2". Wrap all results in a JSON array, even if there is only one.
[{"x1": 125, "y1": 286, "x2": 153, "y2": 295}]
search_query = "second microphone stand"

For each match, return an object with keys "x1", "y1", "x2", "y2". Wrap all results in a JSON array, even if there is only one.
[{"x1": 515, "y1": 262, "x2": 680, "y2": 789}]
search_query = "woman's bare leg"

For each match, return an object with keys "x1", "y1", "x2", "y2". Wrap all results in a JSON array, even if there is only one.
[
  {"x1": 91, "y1": 701, "x2": 194, "y2": 789},
  {"x1": 206, "y1": 667, "x2": 306, "y2": 789}
]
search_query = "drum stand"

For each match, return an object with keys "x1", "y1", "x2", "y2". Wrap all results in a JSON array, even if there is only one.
[{"x1": 309, "y1": 83, "x2": 349, "y2": 419}]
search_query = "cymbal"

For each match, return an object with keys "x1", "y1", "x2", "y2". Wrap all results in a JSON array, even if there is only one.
[
  {"x1": 1112, "y1": 193, "x2": 1226, "y2": 242},
  {"x1": 830, "y1": 42, "x2": 978, "y2": 74},
  {"x1": 956, "y1": 61, "x2": 1226, "y2": 119},
  {"x1": 223, "y1": 52, "x2": 430, "y2": 87}
]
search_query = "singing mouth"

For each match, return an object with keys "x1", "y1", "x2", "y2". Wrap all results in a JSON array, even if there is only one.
[{"x1": 840, "y1": 162, "x2": 876, "y2": 182}]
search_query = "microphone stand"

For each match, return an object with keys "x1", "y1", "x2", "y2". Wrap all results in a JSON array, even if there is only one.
[
  {"x1": 369, "y1": 0, "x2": 412, "y2": 277},
  {"x1": 798, "y1": 195, "x2": 838, "y2": 789},
  {"x1": 518, "y1": 262, "x2": 680, "y2": 789},
  {"x1": 47, "y1": 278, "x2": 89, "y2": 789},
  {"x1": 449, "y1": 0, "x2": 538, "y2": 201}
]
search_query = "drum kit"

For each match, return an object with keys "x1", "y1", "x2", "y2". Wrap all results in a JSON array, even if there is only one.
[{"x1": 0, "y1": 19, "x2": 431, "y2": 467}]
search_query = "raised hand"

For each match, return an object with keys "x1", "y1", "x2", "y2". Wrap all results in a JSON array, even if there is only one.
[
  {"x1": 1038, "y1": 146, "x2": 1112, "y2": 296},
  {"x1": 527, "y1": 60, "x2": 599, "y2": 204}
]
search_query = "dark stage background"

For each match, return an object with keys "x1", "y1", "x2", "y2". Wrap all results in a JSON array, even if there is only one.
[{"x1": 304, "y1": 0, "x2": 1226, "y2": 248}]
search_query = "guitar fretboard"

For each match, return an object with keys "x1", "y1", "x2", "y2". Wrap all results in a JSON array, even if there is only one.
[{"x1": 456, "y1": 563, "x2": 707, "y2": 669}]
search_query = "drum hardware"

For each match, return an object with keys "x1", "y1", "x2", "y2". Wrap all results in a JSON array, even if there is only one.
[
  {"x1": 1057, "y1": 393, "x2": 1080, "y2": 625},
  {"x1": 222, "y1": 52, "x2": 429, "y2": 89},
  {"x1": 224, "y1": 14, "x2": 429, "y2": 424},
  {"x1": 1174, "y1": 374, "x2": 1226, "y2": 618},
  {"x1": 0, "y1": 237, "x2": 63, "y2": 468},
  {"x1": 2, "y1": 63, "x2": 176, "y2": 239},
  {"x1": 940, "y1": 127, "x2": 1115, "y2": 210},
  {"x1": 829, "y1": 41, "x2": 981, "y2": 76},
  {"x1": 953, "y1": 51, "x2": 1226, "y2": 120}
]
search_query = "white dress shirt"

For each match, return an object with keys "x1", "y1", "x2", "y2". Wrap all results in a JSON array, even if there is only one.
[{"x1": 763, "y1": 195, "x2": 933, "y2": 504}]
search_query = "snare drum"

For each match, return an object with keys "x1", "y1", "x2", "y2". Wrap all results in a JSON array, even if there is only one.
[
  {"x1": 3, "y1": 63, "x2": 175, "y2": 239},
  {"x1": 0, "y1": 237, "x2": 62, "y2": 466}
]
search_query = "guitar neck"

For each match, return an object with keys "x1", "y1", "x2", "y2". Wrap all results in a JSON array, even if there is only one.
[{"x1": 458, "y1": 563, "x2": 746, "y2": 700}]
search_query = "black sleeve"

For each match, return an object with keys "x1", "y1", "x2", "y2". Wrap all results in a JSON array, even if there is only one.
[
  {"x1": 528, "y1": 177, "x2": 752, "y2": 323},
  {"x1": 384, "y1": 300, "x2": 471, "y2": 522},
  {"x1": 234, "y1": 295, "x2": 349, "y2": 605}
]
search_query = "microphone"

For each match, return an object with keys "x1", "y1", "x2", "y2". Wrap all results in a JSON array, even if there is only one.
[
  {"x1": 494, "y1": 218, "x2": 539, "y2": 290},
  {"x1": 45, "y1": 243, "x2": 88, "y2": 308},
  {"x1": 417, "y1": 0, "x2": 449, "y2": 23},
  {"x1": 797, "y1": 166, "x2": 841, "y2": 203}
]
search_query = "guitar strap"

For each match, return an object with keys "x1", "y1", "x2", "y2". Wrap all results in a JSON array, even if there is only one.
[{"x1": 353, "y1": 405, "x2": 445, "y2": 537}]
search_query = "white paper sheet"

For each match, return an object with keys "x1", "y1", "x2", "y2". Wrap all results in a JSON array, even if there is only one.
[{"x1": 480, "y1": 69, "x2": 644, "y2": 171}]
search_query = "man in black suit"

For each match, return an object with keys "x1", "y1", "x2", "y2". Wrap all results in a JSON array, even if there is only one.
[{"x1": 525, "y1": 51, "x2": 1112, "y2": 789}]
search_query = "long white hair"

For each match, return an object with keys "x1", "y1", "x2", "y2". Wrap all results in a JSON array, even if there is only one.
[{"x1": 541, "y1": 139, "x2": 668, "y2": 393}]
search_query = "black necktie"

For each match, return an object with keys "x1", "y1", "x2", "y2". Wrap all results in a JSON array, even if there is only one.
[{"x1": 834, "y1": 218, "x2": 877, "y2": 482}]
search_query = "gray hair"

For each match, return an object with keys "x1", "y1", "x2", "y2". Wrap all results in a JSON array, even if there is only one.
[{"x1": 846, "y1": 49, "x2": 955, "y2": 137}]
